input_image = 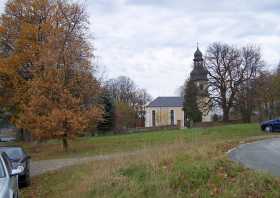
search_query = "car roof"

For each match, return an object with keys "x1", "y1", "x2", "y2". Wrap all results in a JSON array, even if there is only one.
[
  {"x1": 0, "y1": 146, "x2": 25, "y2": 153},
  {"x1": 0, "y1": 146, "x2": 22, "y2": 149}
]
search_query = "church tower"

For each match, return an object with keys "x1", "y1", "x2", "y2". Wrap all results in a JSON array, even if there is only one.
[
  {"x1": 190, "y1": 47, "x2": 208, "y2": 94},
  {"x1": 190, "y1": 47, "x2": 211, "y2": 122}
]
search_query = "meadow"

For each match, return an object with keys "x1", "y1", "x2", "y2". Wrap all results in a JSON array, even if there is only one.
[{"x1": 21, "y1": 123, "x2": 280, "y2": 197}]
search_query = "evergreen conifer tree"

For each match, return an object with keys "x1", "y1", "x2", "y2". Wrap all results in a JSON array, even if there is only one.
[
  {"x1": 97, "y1": 91, "x2": 115, "y2": 132},
  {"x1": 183, "y1": 80, "x2": 202, "y2": 124}
]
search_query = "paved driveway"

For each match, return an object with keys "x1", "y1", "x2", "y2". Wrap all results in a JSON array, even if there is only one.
[{"x1": 229, "y1": 138, "x2": 280, "y2": 176}]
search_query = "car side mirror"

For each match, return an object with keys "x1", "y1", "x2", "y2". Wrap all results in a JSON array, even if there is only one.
[{"x1": 10, "y1": 166, "x2": 24, "y2": 176}]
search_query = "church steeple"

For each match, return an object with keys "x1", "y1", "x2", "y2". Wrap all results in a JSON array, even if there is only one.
[
  {"x1": 190, "y1": 46, "x2": 208, "y2": 82},
  {"x1": 188, "y1": 46, "x2": 212, "y2": 122},
  {"x1": 194, "y1": 46, "x2": 203, "y2": 62}
]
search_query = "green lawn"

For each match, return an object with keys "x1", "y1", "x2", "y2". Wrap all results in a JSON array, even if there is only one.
[
  {"x1": 22, "y1": 123, "x2": 280, "y2": 197},
  {"x1": 4, "y1": 123, "x2": 264, "y2": 161}
]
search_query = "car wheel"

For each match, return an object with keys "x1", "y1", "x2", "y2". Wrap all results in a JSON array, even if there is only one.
[
  {"x1": 12, "y1": 192, "x2": 18, "y2": 198},
  {"x1": 20, "y1": 175, "x2": 31, "y2": 188},
  {"x1": 265, "y1": 126, "x2": 272, "y2": 133},
  {"x1": 24, "y1": 177, "x2": 31, "y2": 187}
]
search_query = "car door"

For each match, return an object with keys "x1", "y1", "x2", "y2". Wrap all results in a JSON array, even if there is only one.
[
  {"x1": 2, "y1": 154, "x2": 18, "y2": 197},
  {"x1": 0, "y1": 156, "x2": 10, "y2": 198},
  {"x1": 273, "y1": 119, "x2": 280, "y2": 131}
]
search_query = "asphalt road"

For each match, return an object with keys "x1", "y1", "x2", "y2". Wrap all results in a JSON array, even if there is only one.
[{"x1": 229, "y1": 138, "x2": 280, "y2": 176}]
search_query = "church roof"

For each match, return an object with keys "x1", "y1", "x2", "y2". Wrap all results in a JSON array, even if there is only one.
[{"x1": 147, "y1": 97, "x2": 183, "y2": 107}]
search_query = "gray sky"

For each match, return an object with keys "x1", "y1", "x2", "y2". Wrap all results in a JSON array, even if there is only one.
[{"x1": 1, "y1": 0, "x2": 280, "y2": 98}]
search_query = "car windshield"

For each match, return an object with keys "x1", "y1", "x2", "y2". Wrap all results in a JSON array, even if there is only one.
[
  {"x1": 0, "y1": 159, "x2": 6, "y2": 178},
  {"x1": 0, "y1": 148, "x2": 23, "y2": 160}
]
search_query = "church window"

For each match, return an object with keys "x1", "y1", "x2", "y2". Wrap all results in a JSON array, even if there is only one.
[
  {"x1": 152, "y1": 110, "x2": 156, "y2": 127},
  {"x1": 170, "y1": 110, "x2": 174, "y2": 125}
]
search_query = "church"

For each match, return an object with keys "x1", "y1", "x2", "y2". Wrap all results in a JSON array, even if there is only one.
[{"x1": 145, "y1": 47, "x2": 212, "y2": 128}]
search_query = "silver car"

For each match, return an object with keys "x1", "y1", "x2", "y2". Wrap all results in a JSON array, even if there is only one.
[{"x1": 0, "y1": 152, "x2": 24, "y2": 198}]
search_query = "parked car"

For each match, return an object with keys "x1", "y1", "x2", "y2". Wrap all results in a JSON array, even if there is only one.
[
  {"x1": 0, "y1": 147, "x2": 31, "y2": 187},
  {"x1": 0, "y1": 137, "x2": 16, "y2": 142},
  {"x1": 260, "y1": 118, "x2": 280, "y2": 132},
  {"x1": 0, "y1": 152, "x2": 24, "y2": 198}
]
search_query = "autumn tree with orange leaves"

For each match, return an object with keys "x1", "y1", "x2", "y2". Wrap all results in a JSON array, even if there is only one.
[{"x1": 0, "y1": 0, "x2": 103, "y2": 150}]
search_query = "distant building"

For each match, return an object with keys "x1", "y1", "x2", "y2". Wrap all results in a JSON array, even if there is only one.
[
  {"x1": 145, "y1": 47, "x2": 213, "y2": 128},
  {"x1": 145, "y1": 97, "x2": 184, "y2": 128}
]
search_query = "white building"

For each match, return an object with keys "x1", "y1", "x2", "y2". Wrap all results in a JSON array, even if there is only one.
[
  {"x1": 145, "y1": 47, "x2": 214, "y2": 128},
  {"x1": 145, "y1": 97, "x2": 185, "y2": 128}
]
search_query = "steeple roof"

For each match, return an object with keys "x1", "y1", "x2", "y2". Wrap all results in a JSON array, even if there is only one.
[
  {"x1": 194, "y1": 47, "x2": 202, "y2": 58},
  {"x1": 190, "y1": 47, "x2": 208, "y2": 81}
]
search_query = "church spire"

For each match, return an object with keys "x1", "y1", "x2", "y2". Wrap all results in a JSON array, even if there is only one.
[
  {"x1": 190, "y1": 46, "x2": 208, "y2": 82},
  {"x1": 194, "y1": 44, "x2": 203, "y2": 61}
]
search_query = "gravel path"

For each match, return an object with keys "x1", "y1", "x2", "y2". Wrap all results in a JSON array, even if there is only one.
[
  {"x1": 31, "y1": 151, "x2": 142, "y2": 176},
  {"x1": 31, "y1": 138, "x2": 280, "y2": 177}
]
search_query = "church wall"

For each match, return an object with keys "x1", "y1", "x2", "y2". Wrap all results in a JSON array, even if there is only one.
[{"x1": 145, "y1": 107, "x2": 184, "y2": 128}]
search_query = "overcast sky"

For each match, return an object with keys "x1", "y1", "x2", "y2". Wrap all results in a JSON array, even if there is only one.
[{"x1": 1, "y1": 0, "x2": 280, "y2": 98}]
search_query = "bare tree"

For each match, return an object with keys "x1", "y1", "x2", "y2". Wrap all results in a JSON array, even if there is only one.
[
  {"x1": 255, "y1": 72, "x2": 274, "y2": 120},
  {"x1": 235, "y1": 45, "x2": 263, "y2": 122},
  {"x1": 106, "y1": 76, "x2": 137, "y2": 105},
  {"x1": 206, "y1": 42, "x2": 261, "y2": 122},
  {"x1": 256, "y1": 71, "x2": 280, "y2": 120},
  {"x1": 105, "y1": 76, "x2": 152, "y2": 129},
  {"x1": 134, "y1": 88, "x2": 152, "y2": 121},
  {"x1": 106, "y1": 76, "x2": 151, "y2": 108}
]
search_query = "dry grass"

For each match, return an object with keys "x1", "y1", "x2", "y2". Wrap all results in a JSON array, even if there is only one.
[
  {"x1": 1, "y1": 123, "x2": 269, "y2": 161},
  {"x1": 22, "y1": 123, "x2": 280, "y2": 197}
]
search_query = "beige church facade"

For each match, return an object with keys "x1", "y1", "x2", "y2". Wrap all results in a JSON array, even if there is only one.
[
  {"x1": 145, "y1": 97, "x2": 185, "y2": 128},
  {"x1": 145, "y1": 47, "x2": 213, "y2": 128}
]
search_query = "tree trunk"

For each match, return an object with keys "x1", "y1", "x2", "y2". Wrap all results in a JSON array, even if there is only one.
[
  {"x1": 242, "y1": 115, "x2": 251, "y2": 123},
  {"x1": 223, "y1": 108, "x2": 230, "y2": 122},
  {"x1": 62, "y1": 137, "x2": 68, "y2": 152},
  {"x1": 241, "y1": 111, "x2": 252, "y2": 123},
  {"x1": 16, "y1": 128, "x2": 24, "y2": 141}
]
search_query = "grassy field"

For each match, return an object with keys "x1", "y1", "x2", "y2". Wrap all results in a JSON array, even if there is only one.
[
  {"x1": 3, "y1": 123, "x2": 265, "y2": 161},
  {"x1": 21, "y1": 123, "x2": 280, "y2": 197}
]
